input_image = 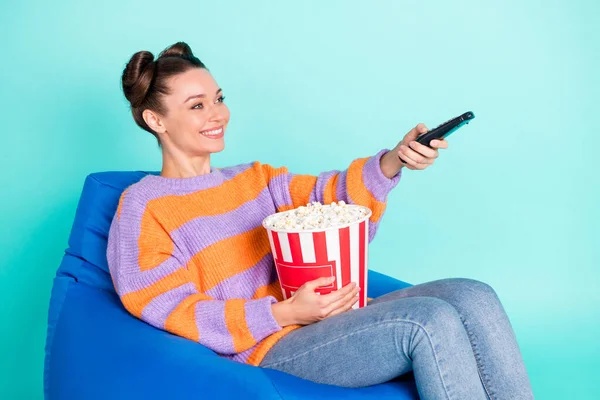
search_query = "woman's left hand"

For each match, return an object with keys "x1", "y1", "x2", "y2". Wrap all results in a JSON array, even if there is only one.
[{"x1": 395, "y1": 123, "x2": 449, "y2": 170}]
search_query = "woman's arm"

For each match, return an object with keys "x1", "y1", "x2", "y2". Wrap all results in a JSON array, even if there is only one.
[
  {"x1": 106, "y1": 202, "x2": 283, "y2": 355},
  {"x1": 261, "y1": 148, "x2": 402, "y2": 243},
  {"x1": 261, "y1": 124, "x2": 449, "y2": 242}
]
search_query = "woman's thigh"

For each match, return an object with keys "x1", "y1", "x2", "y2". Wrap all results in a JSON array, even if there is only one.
[
  {"x1": 259, "y1": 295, "x2": 483, "y2": 393},
  {"x1": 368, "y1": 277, "x2": 498, "y2": 310}
]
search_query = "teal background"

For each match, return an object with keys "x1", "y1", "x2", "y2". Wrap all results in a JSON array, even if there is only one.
[{"x1": 1, "y1": 0, "x2": 598, "y2": 398}]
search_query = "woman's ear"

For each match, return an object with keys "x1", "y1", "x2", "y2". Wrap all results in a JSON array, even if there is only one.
[{"x1": 142, "y1": 109, "x2": 167, "y2": 134}]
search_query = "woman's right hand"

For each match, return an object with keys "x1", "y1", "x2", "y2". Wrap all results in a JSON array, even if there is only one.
[{"x1": 278, "y1": 276, "x2": 361, "y2": 326}]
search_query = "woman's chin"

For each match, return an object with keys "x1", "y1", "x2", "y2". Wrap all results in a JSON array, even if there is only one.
[{"x1": 199, "y1": 142, "x2": 225, "y2": 154}]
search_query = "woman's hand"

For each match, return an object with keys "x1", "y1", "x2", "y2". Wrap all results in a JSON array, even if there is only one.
[
  {"x1": 272, "y1": 277, "x2": 360, "y2": 327},
  {"x1": 380, "y1": 123, "x2": 449, "y2": 177},
  {"x1": 396, "y1": 123, "x2": 449, "y2": 170}
]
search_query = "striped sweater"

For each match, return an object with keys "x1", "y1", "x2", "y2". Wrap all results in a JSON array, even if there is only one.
[{"x1": 106, "y1": 148, "x2": 402, "y2": 366}]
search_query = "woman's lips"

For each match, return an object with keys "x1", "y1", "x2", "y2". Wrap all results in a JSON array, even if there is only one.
[{"x1": 200, "y1": 126, "x2": 224, "y2": 139}]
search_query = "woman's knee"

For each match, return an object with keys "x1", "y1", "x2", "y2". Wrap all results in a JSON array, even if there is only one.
[
  {"x1": 405, "y1": 297, "x2": 465, "y2": 334},
  {"x1": 445, "y1": 278, "x2": 499, "y2": 303}
]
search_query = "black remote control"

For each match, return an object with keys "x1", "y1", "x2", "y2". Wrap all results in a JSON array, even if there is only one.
[{"x1": 398, "y1": 111, "x2": 475, "y2": 164}]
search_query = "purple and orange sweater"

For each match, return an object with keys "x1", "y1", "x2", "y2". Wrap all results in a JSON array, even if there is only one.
[{"x1": 106, "y1": 149, "x2": 402, "y2": 366}]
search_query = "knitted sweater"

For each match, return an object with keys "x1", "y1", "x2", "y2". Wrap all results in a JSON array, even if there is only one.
[{"x1": 106, "y1": 148, "x2": 402, "y2": 366}]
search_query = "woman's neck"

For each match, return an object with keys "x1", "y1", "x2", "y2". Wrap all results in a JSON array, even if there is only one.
[{"x1": 160, "y1": 152, "x2": 211, "y2": 178}]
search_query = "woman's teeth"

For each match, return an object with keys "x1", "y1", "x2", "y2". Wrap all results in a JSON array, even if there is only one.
[{"x1": 200, "y1": 127, "x2": 223, "y2": 137}]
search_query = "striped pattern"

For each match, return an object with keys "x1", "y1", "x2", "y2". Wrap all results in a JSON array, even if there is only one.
[
  {"x1": 106, "y1": 149, "x2": 401, "y2": 366},
  {"x1": 266, "y1": 219, "x2": 370, "y2": 309}
]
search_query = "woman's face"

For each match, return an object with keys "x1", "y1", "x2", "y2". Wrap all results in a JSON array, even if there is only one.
[{"x1": 152, "y1": 68, "x2": 230, "y2": 156}]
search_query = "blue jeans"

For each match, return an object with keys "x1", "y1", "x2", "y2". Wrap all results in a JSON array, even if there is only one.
[{"x1": 259, "y1": 278, "x2": 534, "y2": 400}]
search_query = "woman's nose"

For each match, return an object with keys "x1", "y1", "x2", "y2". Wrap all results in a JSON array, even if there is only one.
[{"x1": 209, "y1": 107, "x2": 227, "y2": 122}]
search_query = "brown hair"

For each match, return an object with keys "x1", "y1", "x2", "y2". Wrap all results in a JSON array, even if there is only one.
[{"x1": 121, "y1": 41, "x2": 208, "y2": 147}]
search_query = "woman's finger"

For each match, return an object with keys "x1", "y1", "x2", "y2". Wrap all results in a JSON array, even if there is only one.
[
  {"x1": 430, "y1": 139, "x2": 449, "y2": 149},
  {"x1": 323, "y1": 286, "x2": 360, "y2": 316},
  {"x1": 409, "y1": 141, "x2": 438, "y2": 159},
  {"x1": 327, "y1": 294, "x2": 360, "y2": 317},
  {"x1": 397, "y1": 149, "x2": 425, "y2": 169},
  {"x1": 326, "y1": 295, "x2": 358, "y2": 318},
  {"x1": 406, "y1": 123, "x2": 428, "y2": 139},
  {"x1": 400, "y1": 145, "x2": 429, "y2": 164},
  {"x1": 398, "y1": 147, "x2": 432, "y2": 169},
  {"x1": 320, "y1": 282, "x2": 356, "y2": 303},
  {"x1": 397, "y1": 150, "x2": 419, "y2": 168}
]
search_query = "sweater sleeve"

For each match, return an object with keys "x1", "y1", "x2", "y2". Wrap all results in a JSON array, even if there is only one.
[
  {"x1": 106, "y1": 194, "x2": 283, "y2": 355},
  {"x1": 261, "y1": 148, "x2": 402, "y2": 243}
]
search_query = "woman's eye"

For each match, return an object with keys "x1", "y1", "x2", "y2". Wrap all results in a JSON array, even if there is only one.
[{"x1": 192, "y1": 96, "x2": 225, "y2": 110}]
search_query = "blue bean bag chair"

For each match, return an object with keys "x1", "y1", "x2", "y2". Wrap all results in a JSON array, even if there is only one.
[{"x1": 43, "y1": 171, "x2": 419, "y2": 399}]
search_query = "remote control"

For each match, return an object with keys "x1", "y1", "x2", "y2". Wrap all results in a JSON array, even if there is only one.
[{"x1": 398, "y1": 111, "x2": 475, "y2": 164}]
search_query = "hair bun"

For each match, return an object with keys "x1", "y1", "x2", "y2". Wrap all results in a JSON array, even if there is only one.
[
  {"x1": 121, "y1": 50, "x2": 155, "y2": 108},
  {"x1": 158, "y1": 42, "x2": 194, "y2": 59}
]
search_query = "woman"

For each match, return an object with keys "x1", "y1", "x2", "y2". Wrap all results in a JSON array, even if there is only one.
[{"x1": 107, "y1": 41, "x2": 534, "y2": 400}]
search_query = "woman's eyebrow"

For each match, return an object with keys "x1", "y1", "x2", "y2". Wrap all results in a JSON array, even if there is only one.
[{"x1": 184, "y1": 88, "x2": 223, "y2": 103}]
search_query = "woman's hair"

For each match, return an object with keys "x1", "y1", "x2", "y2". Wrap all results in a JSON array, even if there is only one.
[{"x1": 121, "y1": 41, "x2": 208, "y2": 146}]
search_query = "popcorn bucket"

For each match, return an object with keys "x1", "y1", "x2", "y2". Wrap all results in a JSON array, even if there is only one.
[{"x1": 262, "y1": 206, "x2": 372, "y2": 310}]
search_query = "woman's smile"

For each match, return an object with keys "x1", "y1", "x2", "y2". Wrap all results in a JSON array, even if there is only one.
[{"x1": 199, "y1": 126, "x2": 224, "y2": 139}]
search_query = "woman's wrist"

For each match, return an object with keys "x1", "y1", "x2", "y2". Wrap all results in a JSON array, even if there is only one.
[
  {"x1": 271, "y1": 300, "x2": 295, "y2": 327},
  {"x1": 380, "y1": 148, "x2": 404, "y2": 179}
]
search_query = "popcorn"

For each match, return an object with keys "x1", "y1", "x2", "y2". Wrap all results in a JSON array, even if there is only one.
[
  {"x1": 262, "y1": 200, "x2": 373, "y2": 309},
  {"x1": 264, "y1": 201, "x2": 370, "y2": 231}
]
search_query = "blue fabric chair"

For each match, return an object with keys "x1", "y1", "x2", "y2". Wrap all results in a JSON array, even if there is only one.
[{"x1": 43, "y1": 171, "x2": 419, "y2": 399}]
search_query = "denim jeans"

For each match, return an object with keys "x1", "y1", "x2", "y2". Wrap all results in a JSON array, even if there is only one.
[{"x1": 259, "y1": 278, "x2": 534, "y2": 400}]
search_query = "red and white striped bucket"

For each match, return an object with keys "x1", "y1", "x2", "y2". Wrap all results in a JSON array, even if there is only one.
[{"x1": 262, "y1": 206, "x2": 372, "y2": 310}]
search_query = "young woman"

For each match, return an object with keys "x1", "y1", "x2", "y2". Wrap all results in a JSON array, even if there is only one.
[{"x1": 106, "y1": 41, "x2": 534, "y2": 400}]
